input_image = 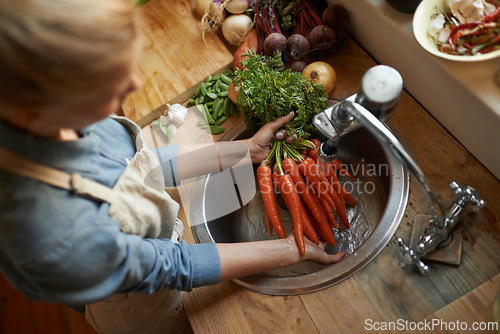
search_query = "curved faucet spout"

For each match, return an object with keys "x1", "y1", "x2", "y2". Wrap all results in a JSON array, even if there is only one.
[
  {"x1": 347, "y1": 99, "x2": 444, "y2": 222},
  {"x1": 312, "y1": 65, "x2": 485, "y2": 274}
]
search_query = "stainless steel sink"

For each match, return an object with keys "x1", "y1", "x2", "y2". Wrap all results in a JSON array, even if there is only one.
[{"x1": 190, "y1": 121, "x2": 409, "y2": 295}]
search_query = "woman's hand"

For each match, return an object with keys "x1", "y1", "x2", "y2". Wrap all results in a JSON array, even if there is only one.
[
  {"x1": 285, "y1": 233, "x2": 345, "y2": 265},
  {"x1": 243, "y1": 112, "x2": 295, "y2": 164},
  {"x1": 217, "y1": 232, "x2": 344, "y2": 282}
]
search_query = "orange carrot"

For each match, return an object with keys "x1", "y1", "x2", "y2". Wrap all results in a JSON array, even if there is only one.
[
  {"x1": 310, "y1": 138, "x2": 321, "y2": 149},
  {"x1": 332, "y1": 158, "x2": 354, "y2": 181},
  {"x1": 232, "y1": 29, "x2": 260, "y2": 71},
  {"x1": 303, "y1": 158, "x2": 350, "y2": 229},
  {"x1": 279, "y1": 174, "x2": 306, "y2": 255},
  {"x1": 325, "y1": 163, "x2": 356, "y2": 206},
  {"x1": 263, "y1": 206, "x2": 273, "y2": 237},
  {"x1": 257, "y1": 165, "x2": 286, "y2": 239},
  {"x1": 303, "y1": 202, "x2": 335, "y2": 246},
  {"x1": 308, "y1": 148, "x2": 319, "y2": 161},
  {"x1": 298, "y1": 157, "x2": 337, "y2": 211},
  {"x1": 276, "y1": 166, "x2": 319, "y2": 245},
  {"x1": 319, "y1": 171, "x2": 350, "y2": 229},
  {"x1": 319, "y1": 196, "x2": 338, "y2": 229},
  {"x1": 282, "y1": 158, "x2": 329, "y2": 226},
  {"x1": 300, "y1": 200, "x2": 319, "y2": 244},
  {"x1": 309, "y1": 150, "x2": 356, "y2": 207}
]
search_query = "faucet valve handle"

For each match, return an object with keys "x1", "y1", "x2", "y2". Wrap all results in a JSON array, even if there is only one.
[
  {"x1": 449, "y1": 181, "x2": 486, "y2": 209},
  {"x1": 395, "y1": 237, "x2": 429, "y2": 274}
]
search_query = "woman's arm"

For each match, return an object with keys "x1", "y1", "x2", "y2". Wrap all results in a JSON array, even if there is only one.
[
  {"x1": 176, "y1": 112, "x2": 295, "y2": 180},
  {"x1": 216, "y1": 233, "x2": 344, "y2": 281}
]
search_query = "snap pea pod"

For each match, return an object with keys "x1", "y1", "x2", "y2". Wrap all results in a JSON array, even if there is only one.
[
  {"x1": 208, "y1": 125, "x2": 225, "y2": 135},
  {"x1": 188, "y1": 70, "x2": 238, "y2": 135},
  {"x1": 213, "y1": 97, "x2": 224, "y2": 118},
  {"x1": 217, "y1": 81, "x2": 229, "y2": 92},
  {"x1": 195, "y1": 95, "x2": 204, "y2": 105},
  {"x1": 206, "y1": 91, "x2": 218, "y2": 100},
  {"x1": 215, "y1": 115, "x2": 228, "y2": 126},
  {"x1": 222, "y1": 97, "x2": 231, "y2": 117},
  {"x1": 220, "y1": 73, "x2": 232, "y2": 85},
  {"x1": 200, "y1": 82, "x2": 208, "y2": 96},
  {"x1": 204, "y1": 104, "x2": 215, "y2": 125}
]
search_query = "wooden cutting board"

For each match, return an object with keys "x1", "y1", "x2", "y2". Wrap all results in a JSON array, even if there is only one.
[{"x1": 121, "y1": 0, "x2": 233, "y2": 122}]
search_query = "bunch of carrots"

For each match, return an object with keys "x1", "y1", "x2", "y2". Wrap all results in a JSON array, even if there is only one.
[{"x1": 257, "y1": 138, "x2": 356, "y2": 255}]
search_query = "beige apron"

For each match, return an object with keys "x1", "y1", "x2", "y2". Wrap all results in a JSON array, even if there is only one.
[{"x1": 0, "y1": 116, "x2": 186, "y2": 334}]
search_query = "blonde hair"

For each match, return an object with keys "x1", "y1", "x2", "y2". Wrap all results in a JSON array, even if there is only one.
[{"x1": 0, "y1": 0, "x2": 139, "y2": 108}]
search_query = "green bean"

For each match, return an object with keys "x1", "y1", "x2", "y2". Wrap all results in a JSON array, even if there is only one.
[
  {"x1": 187, "y1": 98, "x2": 196, "y2": 106},
  {"x1": 217, "y1": 90, "x2": 228, "y2": 97},
  {"x1": 206, "y1": 74, "x2": 213, "y2": 82}
]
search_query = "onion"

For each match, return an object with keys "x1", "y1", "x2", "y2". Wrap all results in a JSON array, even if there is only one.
[
  {"x1": 194, "y1": 0, "x2": 213, "y2": 17},
  {"x1": 201, "y1": 0, "x2": 226, "y2": 34},
  {"x1": 224, "y1": 0, "x2": 249, "y2": 14},
  {"x1": 302, "y1": 61, "x2": 336, "y2": 94},
  {"x1": 221, "y1": 14, "x2": 253, "y2": 45}
]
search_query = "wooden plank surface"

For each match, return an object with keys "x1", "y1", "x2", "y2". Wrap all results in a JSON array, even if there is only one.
[{"x1": 121, "y1": 2, "x2": 500, "y2": 333}]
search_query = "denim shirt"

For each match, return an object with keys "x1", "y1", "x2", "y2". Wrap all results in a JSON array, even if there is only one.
[{"x1": 0, "y1": 118, "x2": 221, "y2": 304}]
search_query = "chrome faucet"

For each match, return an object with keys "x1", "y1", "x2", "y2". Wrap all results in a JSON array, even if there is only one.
[{"x1": 313, "y1": 65, "x2": 486, "y2": 274}]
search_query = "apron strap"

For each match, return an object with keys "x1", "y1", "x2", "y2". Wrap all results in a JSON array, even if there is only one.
[{"x1": 0, "y1": 145, "x2": 117, "y2": 203}]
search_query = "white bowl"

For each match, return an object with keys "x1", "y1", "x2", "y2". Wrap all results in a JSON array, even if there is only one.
[{"x1": 413, "y1": 0, "x2": 500, "y2": 61}]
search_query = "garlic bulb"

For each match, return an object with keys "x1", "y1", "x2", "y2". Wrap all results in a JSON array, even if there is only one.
[{"x1": 163, "y1": 103, "x2": 188, "y2": 127}]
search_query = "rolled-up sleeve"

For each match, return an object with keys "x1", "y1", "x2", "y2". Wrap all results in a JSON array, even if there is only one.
[{"x1": 11, "y1": 224, "x2": 221, "y2": 304}]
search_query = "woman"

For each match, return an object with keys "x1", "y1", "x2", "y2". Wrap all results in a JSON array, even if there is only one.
[{"x1": 0, "y1": 0, "x2": 343, "y2": 332}]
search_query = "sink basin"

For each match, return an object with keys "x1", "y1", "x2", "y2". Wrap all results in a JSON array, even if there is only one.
[{"x1": 190, "y1": 121, "x2": 409, "y2": 295}]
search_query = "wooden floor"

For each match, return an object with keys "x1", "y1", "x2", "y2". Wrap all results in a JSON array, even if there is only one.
[
  {"x1": 0, "y1": 273, "x2": 194, "y2": 333},
  {"x1": 0, "y1": 274, "x2": 97, "y2": 334}
]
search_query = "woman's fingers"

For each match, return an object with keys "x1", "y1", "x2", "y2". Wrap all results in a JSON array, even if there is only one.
[
  {"x1": 288, "y1": 231, "x2": 345, "y2": 265},
  {"x1": 267, "y1": 111, "x2": 294, "y2": 133}
]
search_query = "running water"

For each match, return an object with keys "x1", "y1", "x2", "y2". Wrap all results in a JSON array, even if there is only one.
[{"x1": 315, "y1": 155, "x2": 330, "y2": 177}]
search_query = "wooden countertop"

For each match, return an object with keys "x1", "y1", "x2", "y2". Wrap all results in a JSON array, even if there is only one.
[{"x1": 124, "y1": 2, "x2": 500, "y2": 333}]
